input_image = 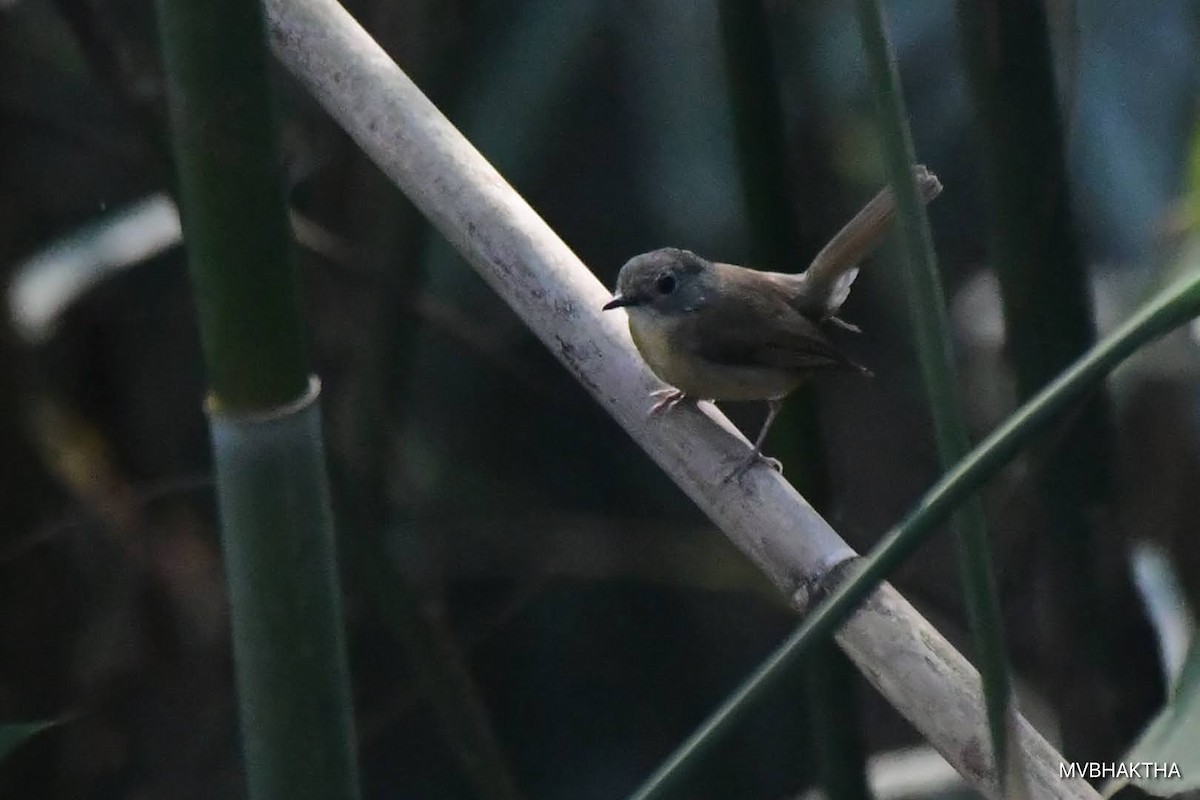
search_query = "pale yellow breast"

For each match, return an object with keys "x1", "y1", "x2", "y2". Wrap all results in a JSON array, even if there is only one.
[{"x1": 627, "y1": 310, "x2": 801, "y2": 401}]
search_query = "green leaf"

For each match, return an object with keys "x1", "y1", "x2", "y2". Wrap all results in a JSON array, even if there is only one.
[{"x1": 1106, "y1": 637, "x2": 1200, "y2": 797}]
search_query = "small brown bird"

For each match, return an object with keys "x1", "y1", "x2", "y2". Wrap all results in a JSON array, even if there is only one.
[{"x1": 603, "y1": 166, "x2": 942, "y2": 479}]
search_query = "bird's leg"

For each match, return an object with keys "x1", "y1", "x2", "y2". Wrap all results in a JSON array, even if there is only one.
[
  {"x1": 648, "y1": 387, "x2": 689, "y2": 415},
  {"x1": 724, "y1": 398, "x2": 785, "y2": 482}
]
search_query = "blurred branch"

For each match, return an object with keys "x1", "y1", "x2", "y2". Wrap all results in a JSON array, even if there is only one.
[
  {"x1": 718, "y1": 0, "x2": 827, "y2": 506},
  {"x1": 357, "y1": 579, "x2": 548, "y2": 747},
  {"x1": 5, "y1": 197, "x2": 563, "y2": 403},
  {"x1": 261, "y1": 0, "x2": 1094, "y2": 795},
  {"x1": 803, "y1": 639, "x2": 872, "y2": 800},
  {"x1": 409, "y1": 511, "x2": 775, "y2": 598},
  {"x1": 346, "y1": 514, "x2": 526, "y2": 800},
  {"x1": 955, "y1": 0, "x2": 1130, "y2": 760},
  {"x1": 291, "y1": 211, "x2": 571, "y2": 404},
  {"x1": 51, "y1": 0, "x2": 170, "y2": 165}
]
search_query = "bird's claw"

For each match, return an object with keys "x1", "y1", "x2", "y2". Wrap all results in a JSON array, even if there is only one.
[
  {"x1": 722, "y1": 450, "x2": 783, "y2": 483},
  {"x1": 648, "y1": 388, "x2": 688, "y2": 415},
  {"x1": 645, "y1": 389, "x2": 784, "y2": 482}
]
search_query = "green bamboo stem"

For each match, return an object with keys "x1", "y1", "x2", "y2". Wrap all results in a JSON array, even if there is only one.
[
  {"x1": 154, "y1": 0, "x2": 361, "y2": 796},
  {"x1": 154, "y1": 0, "x2": 306, "y2": 412},
  {"x1": 853, "y1": 0, "x2": 1014, "y2": 784},
  {"x1": 209, "y1": 384, "x2": 360, "y2": 800}
]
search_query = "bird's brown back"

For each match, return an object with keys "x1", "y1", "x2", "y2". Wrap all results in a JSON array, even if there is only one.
[{"x1": 679, "y1": 262, "x2": 863, "y2": 375}]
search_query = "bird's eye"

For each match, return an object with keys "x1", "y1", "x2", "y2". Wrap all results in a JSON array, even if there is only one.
[{"x1": 655, "y1": 274, "x2": 677, "y2": 295}]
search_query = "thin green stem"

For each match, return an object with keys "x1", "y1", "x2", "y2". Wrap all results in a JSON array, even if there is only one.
[{"x1": 854, "y1": 0, "x2": 1012, "y2": 781}]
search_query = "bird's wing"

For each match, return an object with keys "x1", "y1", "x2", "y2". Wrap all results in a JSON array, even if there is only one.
[
  {"x1": 686, "y1": 264, "x2": 863, "y2": 372},
  {"x1": 736, "y1": 266, "x2": 863, "y2": 333}
]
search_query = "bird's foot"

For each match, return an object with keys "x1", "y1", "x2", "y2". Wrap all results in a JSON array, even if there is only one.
[
  {"x1": 648, "y1": 388, "x2": 689, "y2": 415},
  {"x1": 722, "y1": 449, "x2": 783, "y2": 484}
]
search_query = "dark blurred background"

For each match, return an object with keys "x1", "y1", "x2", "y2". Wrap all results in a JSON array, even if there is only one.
[{"x1": 1, "y1": 0, "x2": 1198, "y2": 797}]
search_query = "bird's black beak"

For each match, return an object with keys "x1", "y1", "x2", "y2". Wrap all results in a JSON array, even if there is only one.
[{"x1": 603, "y1": 294, "x2": 639, "y2": 311}]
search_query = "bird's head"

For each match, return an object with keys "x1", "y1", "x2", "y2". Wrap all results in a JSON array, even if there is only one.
[{"x1": 603, "y1": 248, "x2": 713, "y2": 316}]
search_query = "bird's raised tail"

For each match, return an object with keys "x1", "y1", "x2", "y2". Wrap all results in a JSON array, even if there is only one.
[{"x1": 790, "y1": 165, "x2": 942, "y2": 321}]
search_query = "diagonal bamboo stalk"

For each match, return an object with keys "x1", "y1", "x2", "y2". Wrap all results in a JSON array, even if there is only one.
[{"x1": 260, "y1": 0, "x2": 1097, "y2": 796}]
